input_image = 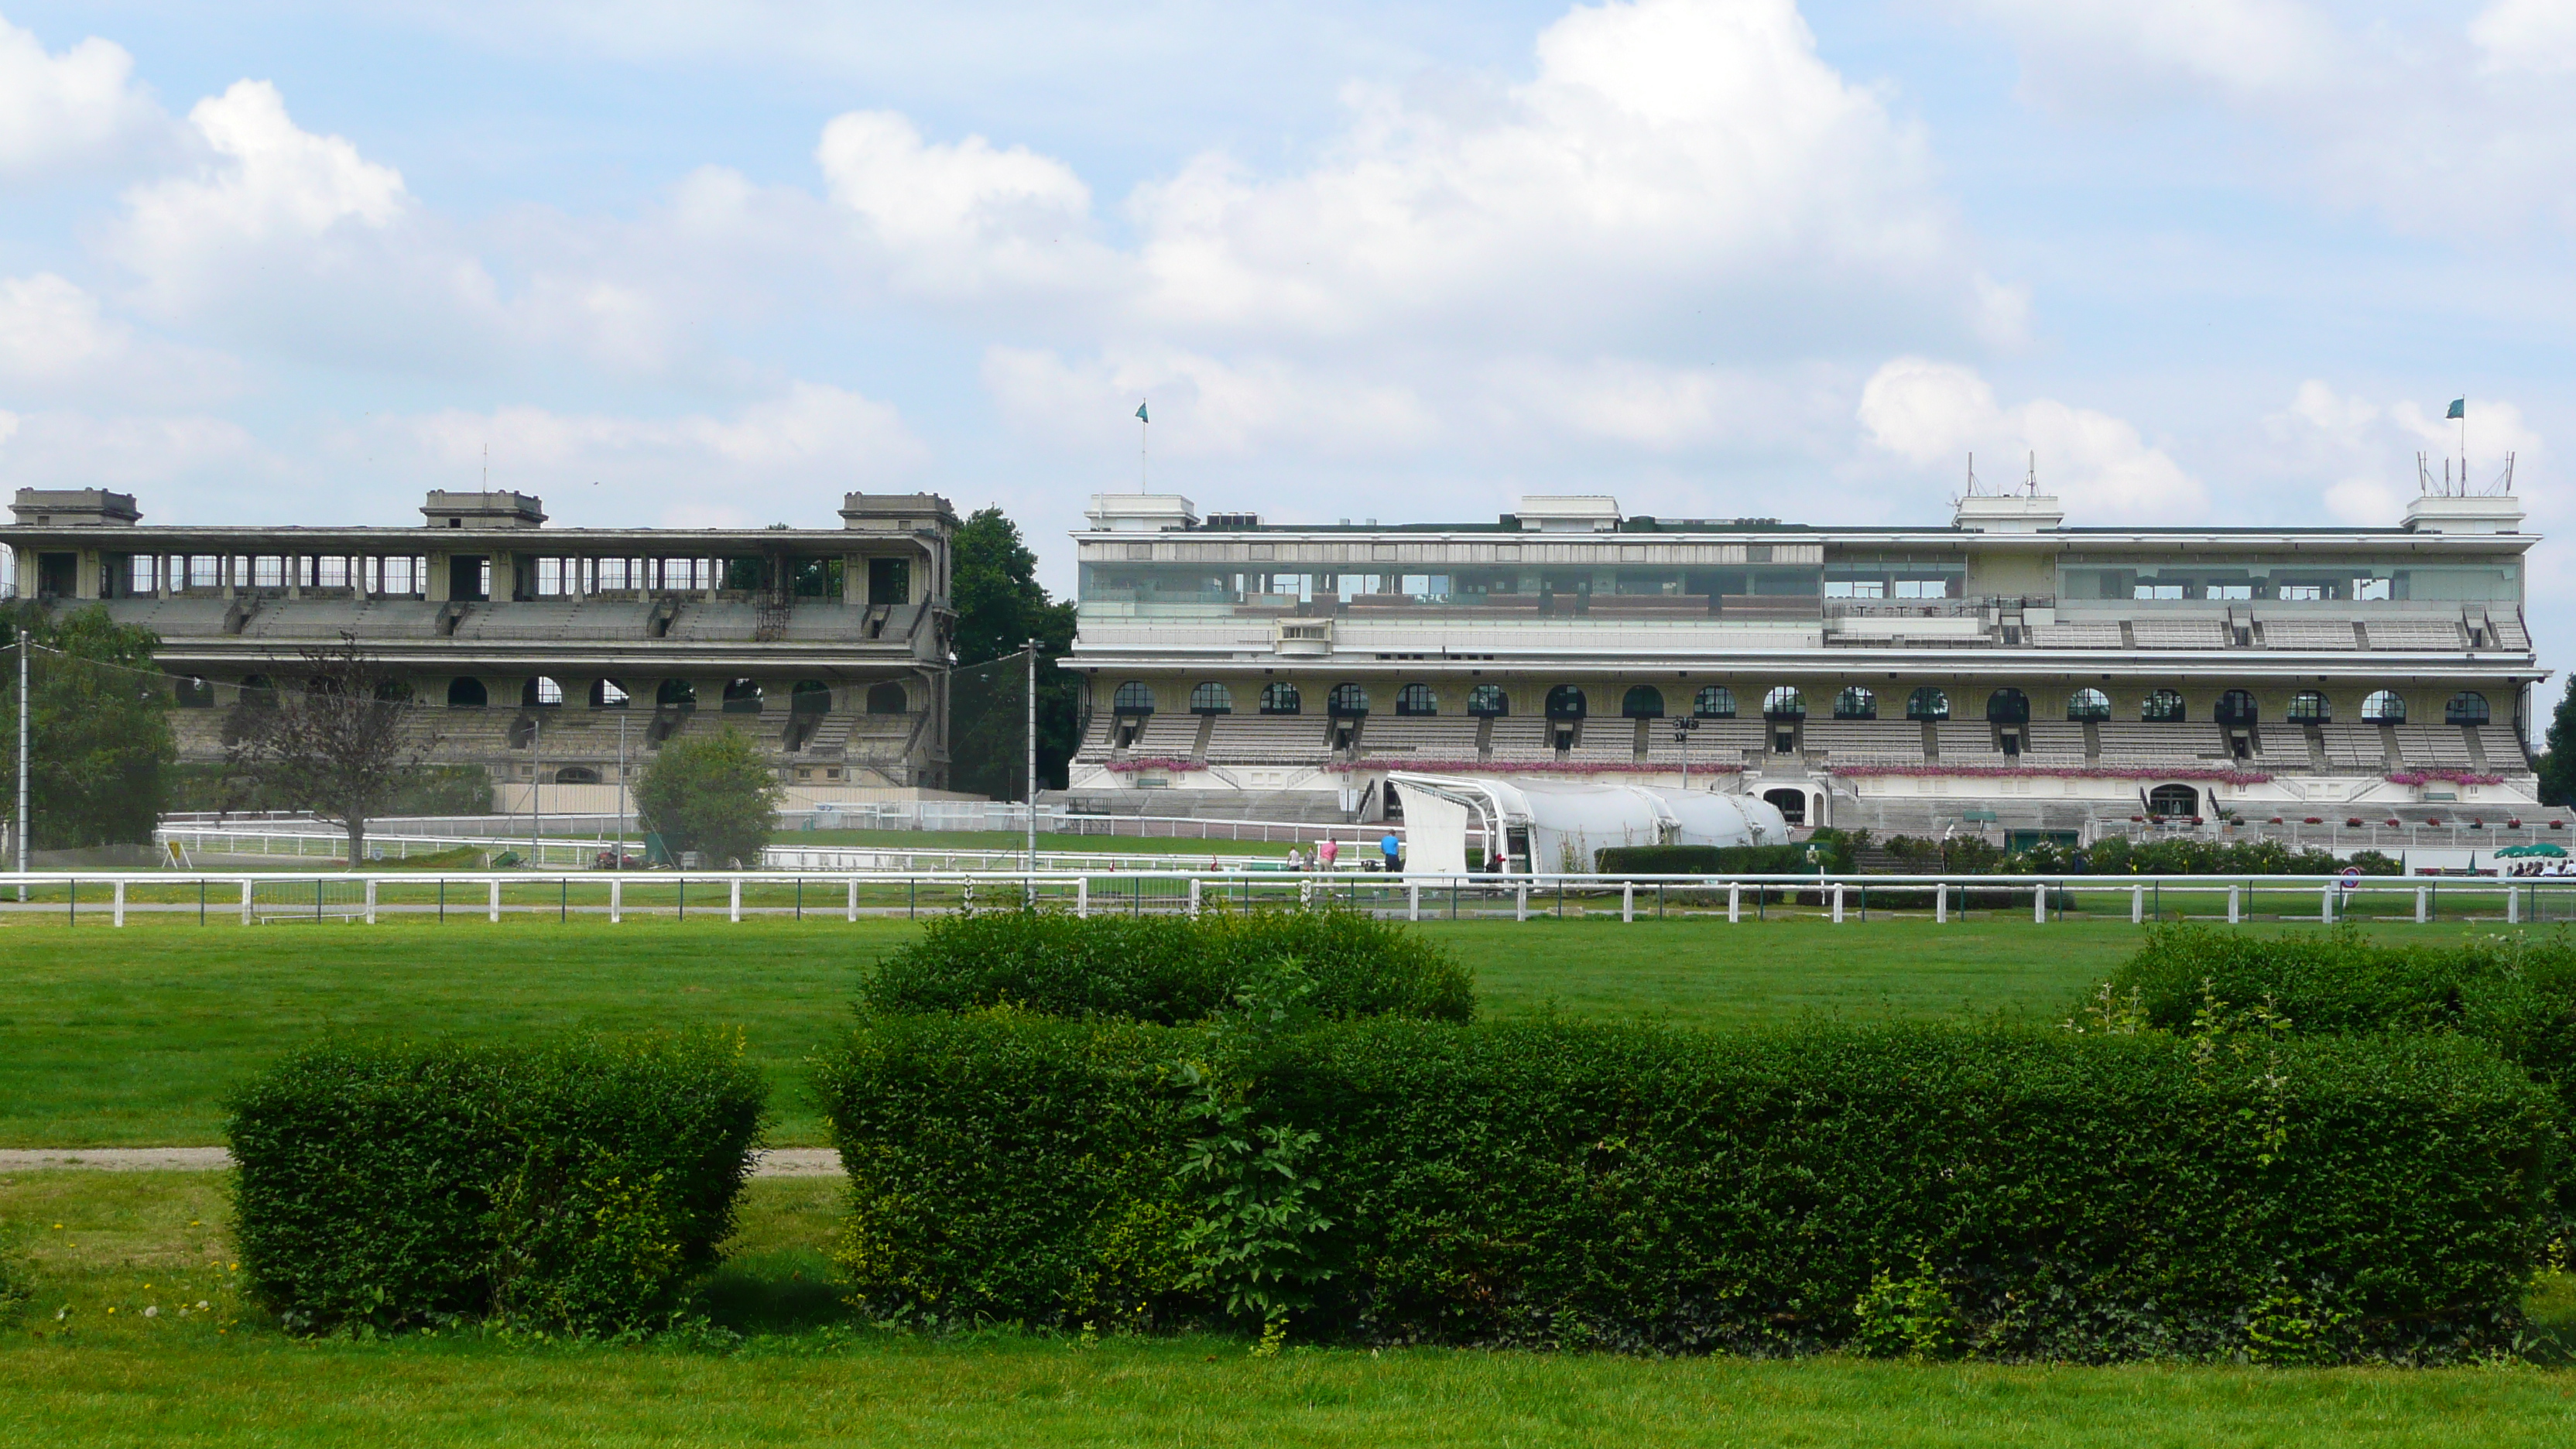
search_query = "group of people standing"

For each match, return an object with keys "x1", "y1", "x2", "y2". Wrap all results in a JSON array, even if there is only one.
[{"x1": 1283, "y1": 831, "x2": 1406, "y2": 873}]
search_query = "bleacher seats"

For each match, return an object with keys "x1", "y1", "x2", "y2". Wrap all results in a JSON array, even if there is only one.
[
  {"x1": 1933, "y1": 723, "x2": 2008, "y2": 767},
  {"x1": 1125, "y1": 714, "x2": 1201, "y2": 757},
  {"x1": 1203, "y1": 715, "x2": 1331, "y2": 764},
  {"x1": 2030, "y1": 622, "x2": 2122, "y2": 649},
  {"x1": 2259, "y1": 618, "x2": 2358, "y2": 649},
  {"x1": 1073, "y1": 714, "x2": 1118, "y2": 764},
  {"x1": 2129, "y1": 619, "x2": 2230, "y2": 649},
  {"x1": 2363, "y1": 619, "x2": 2466, "y2": 650},
  {"x1": 2020, "y1": 721, "x2": 2089, "y2": 766},
  {"x1": 2095, "y1": 722, "x2": 2227, "y2": 767},
  {"x1": 2392, "y1": 725, "x2": 2476, "y2": 768},
  {"x1": 2473, "y1": 725, "x2": 2532, "y2": 771},
  {"x1": 1564, "y1": 720, "x2": 1641, "y2": 765},
  {"x1": 1801, "y1": 721, "x2": 1927, "y2": 764},
  {"x1": 1485, "y1": 718, "x2": 1559, "y2": 762},
  {"x1": 2317, "y1": 724, "x2": 2389, "y2": 772},
  {"x1": 1355, "y1": 717, "x2": 1482, "y2": 759}
]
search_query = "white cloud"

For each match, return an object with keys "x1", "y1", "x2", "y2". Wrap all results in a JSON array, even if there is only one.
[
  {"x1": 2474, "y1": 0, "x2": 2576, "y2": 75},
  {"x1": 355, "y1": 383, "x2": 930, "y2": 526},
  {"x1": 0, "y1": 272, "x2": 132, "y2": 383},
  {"x1": 0, "y1": 407, "x2": 269, "y2": 490},
  {"x1": 2266, "y1": 379, "x2": 2542, "y2": 524},
  {"x1": 817, "y1": 110, "x2": 1103, "y2": 298},
  {"x1": 0, "y1": 16, "x2": 162, "y2": 177},
  {"x1": 983, "y1": 346, "x2": 1441, "y2": 461},
  {"x1": 1858, "y1": 357, "x2": 2204, "y2": 520}
]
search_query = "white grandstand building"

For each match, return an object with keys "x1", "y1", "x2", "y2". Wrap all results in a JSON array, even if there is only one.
[{"x1": 1058, "y1": 488, "x2": 2546, "y2": 841}]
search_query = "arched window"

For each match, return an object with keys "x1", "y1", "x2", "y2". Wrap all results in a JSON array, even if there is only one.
[
  {"x1": 1191, "y1": 682, "x2": 1236, "y2": 714},
  {"x1": 1762, "y1": 686, "x2": 1805, "y2": 719},
  {"x1": 552, "y1": 766, "x2": 601, "y2": 785},
  {"x1": 374, "y1": 680, "x2": 413, "y2": 703},
  {"x1": 1761, "y1": 786, "x2": 1808, "y2": 826},
  {"x1": 522, "y1": 677, "x2": 564, "y2": 707},
  {"x1": 2447, "y1": 691, "x2": 2492, "y2": 726},
  {"x1": 1260, "y1": 682, "x2": 1301, "y2": 716},
  {"x1": 1545, "y1": 685, "x2": 1588, "y2": 719},
  {"x1": 2362, "y1": 689, "x2": 2406, "y2": 723},
  {"x1": 1468, "y1": 684, "x2": 1509, "y2": 717},
  {"x1": 2147, "y1": 784, "x2": 2200, "y2": 818},
  {"x1": 2288, "y1": 690, "x2": 2330, "y2": 723},
  {"x1": 1394, "y1": 683, "x2": 1436, "y2": 716},
  {"x1": 591, "y1": 678, "x2": 630, "y2": 709},
  {"x1": 1622, "y1": 686, "x2": 1665, "y2": 719},
  {"x1": 1906, "y1": 687, "x2": 1950, "y2": 721},
  {"x1": 722, "y1": 678, "x2": 763, "y2": 714},
  {"x1": 444, "y1": 677, "x2": 485, "y2": 708},
  {"x1": 792, "y1": 680, "x2": 833, "y2": 714},
  {"x1": 2067, "y1": 688, "x2": 2111, "y2": 721},
  {"x1": 1327, "y1": 683, "x2": 1370, "y2": 717},
  {"x1": 865, "y1": 682, "x2": 908, "y2": 714},
  {"x1": 1833, "y1": 686, "x2": 1875, "y2": 721},
  {"x1": 2141, "y1": 688, "x2": 2185, "y2": 722},
  {"x1": 176, "y1": 677, "x2": 214, "y2": 708},
  {"x1": 1113, "y1": 681, "x2": 1156, "y2": 714},
  {"x1": 656, "y1": 679, "x2": 696, "y2": 708},
  {"x1": 2215, "y1": 689, "x2": 2258, "y2": 725},
  {"x1": 1693, "y1": 686, "x2": 1735, "y2": 719},
  {"x1": 1986, "y1": 688, "x2": 2030, "y2": 724}
]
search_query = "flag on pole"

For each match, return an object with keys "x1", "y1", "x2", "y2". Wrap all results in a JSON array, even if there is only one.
[
  {"x1": 2448, "y1": 398, "x2": 2466, "y2": 420},
  {"x1": 1135, "y1": 401, "x2": 1149, "y2": 423}
]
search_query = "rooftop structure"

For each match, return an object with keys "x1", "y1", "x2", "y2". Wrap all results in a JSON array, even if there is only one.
[
  {"x1": 2, "y1": 488, "x2": 961, "y2": 802},
  {"x1": 1058, "y1": 488, "x2": 2546, "y2": 841}
]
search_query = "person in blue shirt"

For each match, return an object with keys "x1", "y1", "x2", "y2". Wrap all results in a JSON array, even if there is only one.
[{"x1": 1380, "y1": 829, "x2": 1402, "y2": 873}]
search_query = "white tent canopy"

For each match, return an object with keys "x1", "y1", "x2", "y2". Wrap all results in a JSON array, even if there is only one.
[{"x1": 1386, "y1": 773, "x2": 1792, "y2": 875}]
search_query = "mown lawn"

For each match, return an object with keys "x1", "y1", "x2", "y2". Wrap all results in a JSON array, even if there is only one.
[
  {"x1": 0, "y1": 913, "x2": 2545, "y2": 1146},
  {"x1": 5, "y1": 1170, "x2": 2574, "y2": 1448}
]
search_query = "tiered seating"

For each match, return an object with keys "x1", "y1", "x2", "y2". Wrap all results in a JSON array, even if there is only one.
[
  {"x1": 2392, "y1": 726, "x2": 2476, "y2": 768},
  {"x1": 2020, "y1": 721, "x2": 2089, "y2": 766},
  {"x1": 2259, "y1": 618, "x2": 2358, "y2": 649},
  {"x1": 101, "y1": 598, "x2": 235, "y2": 635},
  {"x1": 2130, "y1": 619, "x2": 2229, "y2": 649},
  {"x1": 1485, "y1": 718, "x2": 1559, "y2": 763},
  {"x1": 2095, "y1": 722, "x2": 2226, "y2": 767},
  {"x1": 1933, "y1": 723, "x2": 2008, "y2": 767},
  {"x1": 2474, "y1": 725, "x2": 2533, "y2": 771},
  {"x1": 663, "y1": 602, "x2": 762, "y2": 640},
  {"x1": 1564, "y1": 721, "x2": 1641, "y2": 766},
  {"x1": 2363, "y1": 619, "x2": 2465, "y2": 650},
  {"x1": 1588, "y1": 597, "x2": 1711, "y2": 618},
  {"x1": 1355, "y1": 717, "x2": 1481, "y2": 758},
  {"x1": 2030, "y1": 622, "x2": 2122, "y2": 649},
  {"x1": 1800, "y1": 721, "x2": 1927, "y2": 764},
  {"x1": 2317, "y1": 724, "x2": 2388, "y2": 772},
  {"x1": 1204, "y1": 715, "x2": 1331, "y2": 764},
  {"x1": 2489, "y1": 615, "x2": 2531, "y2": 650},
  {"x1": 1073, "y1": 714, "x2": 1118, "y2": 764},
  {"x1": 1125, "y1": 714, "x2": 1201, "y2": 757},
  {"x1": 451, "y1": 601, "x2": 656, "y2": 641},
  {"x1": 780, "y1": 605, "x2": 881, "y2": 642},
  {"x1": 1641, "y1": 718, "x2": 1764, "y2": 764}
]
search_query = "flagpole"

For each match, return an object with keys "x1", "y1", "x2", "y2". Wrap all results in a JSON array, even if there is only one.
[{"x1": 1138, "y1": 399, "x2": 1149, "y2": 493}]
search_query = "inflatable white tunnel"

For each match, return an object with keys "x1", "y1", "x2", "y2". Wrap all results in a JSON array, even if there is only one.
[{"x1": 1385, "y1": 772, "x2": 1792, "y2": 875}]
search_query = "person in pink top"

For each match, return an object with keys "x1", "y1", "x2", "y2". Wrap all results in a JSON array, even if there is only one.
[{"x1": 1317, "y1": 838, "x2": 1339, "y2": 869}]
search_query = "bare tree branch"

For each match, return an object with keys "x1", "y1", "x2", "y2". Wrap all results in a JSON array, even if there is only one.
[{"x1": 223, "y1": 633, "x2": 439, "y2": 865}]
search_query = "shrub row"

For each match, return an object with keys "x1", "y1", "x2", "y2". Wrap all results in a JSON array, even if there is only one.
[
  {"x1": 228, "y1": 1035, "x2": 766, "y2": 1335},
  {"x1": 1595, "y1": 832, "x2": 1860, "y2": 877},
  {"x1": 819, "y1": 1011, "x2": 2556, "y2": 1362},
  {"x1": 860, "y1": 907, "x2": 1474, "y2": 1025}
]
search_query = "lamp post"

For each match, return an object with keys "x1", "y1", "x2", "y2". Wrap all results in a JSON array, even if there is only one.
[{"x1": 1670, "y1": 714, "x2": 1699, "y2": 789}]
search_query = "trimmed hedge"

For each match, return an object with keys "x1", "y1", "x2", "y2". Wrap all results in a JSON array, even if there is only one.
[
  {"x1": 228, "y1": 1035, "x2": 766, "y2": 1335},
  {"x1": 1596, "y1": 834, "x2": 1857, "y2": 876},
  {"x1": 859, "y1": 908, "x2": 1473, "y2": 1025},
  {"x1": 818, "y1": 1012, "x2": 2557, "y2": 1362}
]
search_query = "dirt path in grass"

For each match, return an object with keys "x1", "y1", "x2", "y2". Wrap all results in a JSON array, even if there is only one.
[{"x1": 0, "y1": 1147, "x2": 844, "y2": 1177}]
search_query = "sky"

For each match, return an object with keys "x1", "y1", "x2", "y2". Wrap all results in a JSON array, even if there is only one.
[{"x1": 0, "y1": 0, "x2": 2570, "y2": 722}]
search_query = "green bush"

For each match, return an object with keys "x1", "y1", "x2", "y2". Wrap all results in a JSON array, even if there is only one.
[
  {"x1": 228, "y1": 1034, "x2": 766, "y2": 1336},
  {"x1": 858, "y1": 908, "x2": 1473, "y2": 1025},
  {"x1": 634, "y1": 728, "x2": 781, "y2": 867},
  {"x1": 820, "y1": 1012, "x2": 2555, "y2": 1361},
  {"x1": 1595, "y1": 839, "x2": 1851, "y2": 875}
]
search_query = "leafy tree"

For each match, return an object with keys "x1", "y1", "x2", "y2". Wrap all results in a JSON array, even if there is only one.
[
  {"x1": 222, "y1": 633, "x2": 436, "y2": 865},
  {"x1": 0, "y1": 602, "x2": 176, "y2": 851},
  {"x1": 2540, "y1": 678, "x2": 2576, "y2": 807},
  {"x1": 947, "y1": 507, "x2": 1080, "y2": 800},
  {"x1": 635, "y1": 727, "x2": 780, "y2": 867}
]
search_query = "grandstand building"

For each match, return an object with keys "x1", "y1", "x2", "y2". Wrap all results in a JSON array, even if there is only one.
[
  {"x1": 1060, "y1": 488, "x2": 2545, "y2": 839},
  {"x1": 3, "y1": 488, "x2": 957, "y2": 800}
]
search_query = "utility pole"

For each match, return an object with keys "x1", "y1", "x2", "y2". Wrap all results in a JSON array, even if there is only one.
[
  {"x1": 15, "y1": 628, "x2": 27, "y2": 899},
  {"x1": 529, "y1": 715, "x2": 542, "y2": 868},
  {"x1": 616, "y1": 711, "x2": 629, "y2": 871},
  {"x1": 1025, "y1": 639, "x2": 1038, "y2": 872}
]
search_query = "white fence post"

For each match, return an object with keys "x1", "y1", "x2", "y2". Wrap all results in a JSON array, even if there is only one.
[
  {"x1": 609, "y1": 877, "x2": 622, "y2": 924},
  {"x1": 1831, "y1": 883, "x2": 1845, "y2": 924},
  {"x1": 1408, "y1": 881, "x2": 1420, "y2": 922},
  {"x1": 2227, "y1": 884, "x2": 2240, "y2": 926},
  {"x1": 2509, "y1": 884, "x2": 2521, "y2": 925},
  {"x1": 846, "y1": 876, "x2": 858, "y2": 923},
  {"x1": 729, "y1": 878, "x2": 742, "y2": 923},
  {"x1": 2416, "y1": 886, "x2": 2429, "y2": 924},
  {"x1": 365, "y1": 878, "x2": 378, "y2": 925},
  {"x1": 1728, "y1": 882, "x2": 1742, "y2": 923},
  {"x1": 1077, "y1": 876, "x2": 1090, "y2": 918},
  {"x1": 2034, "y1": 882, "x2": 2047, "y2": 923},
  {"x1": 2131, "y1": 884, "x2": 2144, "y2": 924},
  {"x1": 113, "y1": 879, "x2": 125, "y2": 928},
  {"x1": 2321, "y1": 882, "x2": 2335, "y2": 924},
  {"x1": 1622, "y1": 881, "x2": 1636, "y2": 923},
  {"x1": 1516, "y1": 883, "x2": 1529, "y2": 922},
  {"x1": 1188, "y1": 878, "x2": 1202, "y2": 919},
  {"x1": 1935, "y1": 883, "x2": 1947, "y2": 924},
  {"x1": 240, "y1": 879, "x2": 253, "y2": 925},
  {"x1": 488, "y1": 879, "x2": 502, "y2": 923}
]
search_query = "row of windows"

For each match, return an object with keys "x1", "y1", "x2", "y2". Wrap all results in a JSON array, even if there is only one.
[
  {"x1": 192, "y1": 676, "x2": 911, "y2": 714},
  {"x1": 1114, "y1": 681, "x2": 2496, "y2": 727}
]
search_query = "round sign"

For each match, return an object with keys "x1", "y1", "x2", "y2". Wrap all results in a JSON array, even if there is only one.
[{"x1": 2338, "y1": 865, "x2": 2362, "y2": 892}]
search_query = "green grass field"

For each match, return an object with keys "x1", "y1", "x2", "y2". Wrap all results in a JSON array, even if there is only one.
[{"x1": 7, "y1": 912, "x2": 2576, "y2": 1444}]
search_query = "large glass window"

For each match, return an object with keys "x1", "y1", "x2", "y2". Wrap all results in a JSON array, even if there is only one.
[
  {"x1": 1986, "y1": 688, "x2": 2030, "y2": 724},
  {"x1": 2067, "y1": 688, "x2": 2111, "y2": 721},
  {"x1": 1468, "y1": 684, "x2": 1509, "y2": 717},
  {"x1": 1261, "y1": 682, "x2": 1301, "y2": 715},
  {"x1": 2288, "y1": 691, "x2": 2330, "y2": 723},
  {"x1": 1622, "y1": 686, "x2": 1664, "y2": 718},
  {"x1": 522, "y1": 677, "x2": 564, "y2": 707},
  {"x1": 1825, "y1": 557, "x2": 1963, "y2": 599},
  {"x1": 1327, "y1": 683, "x2": 1370, "y2": 717},
  {"x1": 1693, "y1": 686, "x2": 1736, "y2": 718},
  {"x1": 1906, "y1": 687, "x2": 1950, "y2": 721},
  {"x1": 1833, "y1": 686, "x2": 1875, "y2": 720},
  {"x1": 1762, "y1": 686, "x2": 1805, "y2": 719},
  {"x1": 1113, "y1": 681, "x2": 1156, "y2": 714},
  {"x1": 446, "y1": 677, "x2": 486, "y2": 707},
  {"x1": 2061, "y1": 557, "x2": 2519, "y2": 602},
  {"x1": 1395, "y1": 683, "x2": 1437, "y2": 716},
  {"x1": 2448, "y1": 692, "x2": 2491, "y2": 725},
  {"x1": 2142, "y1": 689, "x2": 2186, "y2": 722},
  {"x1": 2216, "y1": 690, "x2": 2258, "y2": 725},
  {"x1": 1545, "y1": 685, "x2": 1588, "y2": 719},
  {"x1": 1190, "y1": 682, "x2": 1235, "y2": 714},
  {"x1": 2362, "y1": 690, "x2": 2406, "y2": 723}
]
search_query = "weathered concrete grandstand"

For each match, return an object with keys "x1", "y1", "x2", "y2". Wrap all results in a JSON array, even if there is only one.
[
  {"x1": 1057, "y1": 486, "x2": 2548, "y2": 841},
  {"x1": 3, "y1": 488, "x2": 957, "y2": 799}
]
